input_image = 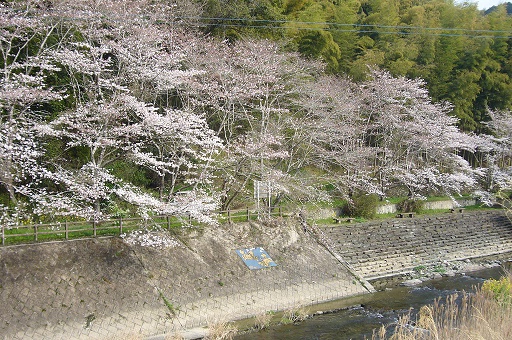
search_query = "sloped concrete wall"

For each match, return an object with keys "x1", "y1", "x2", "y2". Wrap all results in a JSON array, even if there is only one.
[
  {"x1": 1, "y1": 211, "x2": 511, "y2": 339},
  {"x1": 0, "y1": 221, "x2": 367, "y2": 339},
  {"x1": 323, "y1": 210, "x2": 512, "y2": 280}
]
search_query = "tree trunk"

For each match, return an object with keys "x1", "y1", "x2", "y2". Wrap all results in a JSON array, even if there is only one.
[{"x1": 159, "y1": 174, "x2": 165, "y2": 199}]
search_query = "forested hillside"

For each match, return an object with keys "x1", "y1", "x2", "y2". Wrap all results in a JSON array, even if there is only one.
[
  {"x1": 1, "y1": 0, "x2": 511, "y2": 226},
  {"x1": 200, "y1": 0, "x2": 512, "y2": 132}
]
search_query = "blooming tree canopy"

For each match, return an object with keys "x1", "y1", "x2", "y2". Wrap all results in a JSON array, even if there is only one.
[
  {"x1": 2, "y1": 0, "x2": 222, "y2": 222},
  {"x1": 1, "y1": 0, "x2": 510, "y2": 228}
]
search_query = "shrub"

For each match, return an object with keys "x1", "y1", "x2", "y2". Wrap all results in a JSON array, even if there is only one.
[
  {"x1": 397, "y1": 199, "x2": 424, "y2": 213},
  {"x1": 341, "y1": 194, "x2": 379, "y2": 219},
  {"x1": 482, "y1": 274, "x2": 512, "y2": 305},
  {"x1": 206, "y1": 321, "x2": 238, "y2": 339},
  {"x1": 280, "y1": 305, "x2": 309, "y2": 325},
  {"x1": 372, "y1": 271, "x2": 512, "y2": 339},
  {"x1": 254, "y1": 311, "x2": 274, "y2": 330}
]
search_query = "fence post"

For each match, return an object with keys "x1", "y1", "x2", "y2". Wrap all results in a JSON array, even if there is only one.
[
  {"x1": 65, "y1": 221, "x2": 69, "y2": 240},
  {"x1": 34, "y1": 224, "x2": 38, "y2": 241},
  {"x1": 246, "y1": 208, "x2": 250, "y2": 222},
  {"x1": 119, "y1": 217, "x2": 123, "y2": 235},
  {"x1": 93, "y1": 220, "x2": 97, "y2": 237},
  {"x1": 167, "y1": 215, "x2": 171, "y2": 231},
  {"x1": 227, "y1": 209, "x2": 231, "y2": 223},
  {"x1": 1, "y1": 224, "x2": 4, "y2": 246}
]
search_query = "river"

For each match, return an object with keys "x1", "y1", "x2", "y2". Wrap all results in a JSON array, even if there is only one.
[{"x1": 235, "y1": 263, "x2": 511, "y2": 340}]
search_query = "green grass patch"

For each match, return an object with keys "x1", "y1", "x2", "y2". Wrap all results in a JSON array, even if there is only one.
[
  {"x1": 413, "y1": 265, "x2": 427, "y2": 273},
  {"x1": 315, "y1": 217, "x2": 336, "y2": 225},
  {"x1": 1, "y1": 216, "x2": 178, "y2": 246},
  {"x1": 158, "y1": 289, "x2": 180, "y2": 316},
  {"x1": 433, "y1": 265, "x2": 446, "y2": 274}
]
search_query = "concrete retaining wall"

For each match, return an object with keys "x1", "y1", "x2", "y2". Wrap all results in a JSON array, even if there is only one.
[
  {"x1": 1, "y1": 210, "x2": 511, "y2": 339},
  {"x1": 376, "y1": 204, "x2": 397, "y2": 214},
  {"x1": 376, "y1": 198, "x2": 477, "y2": 214},
  {"x1": 322, "y1": 210, "x2": 512, "y2": 280},
  {"x1": 0, "y1": 221, "x2": 367, "y2": 339}
]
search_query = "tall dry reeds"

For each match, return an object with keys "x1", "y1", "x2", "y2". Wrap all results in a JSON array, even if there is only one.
[
  {"x1": 280, "y1": 304, "x2": 310, "y2": 325},
  {"x1": 372, "y1": 271, "x2": 512, "y2": 340}
]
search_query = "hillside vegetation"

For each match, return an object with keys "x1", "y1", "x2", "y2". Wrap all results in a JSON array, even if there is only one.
[
  {"x1": 1, "y1": 0, "x2": 511, "y2": 226},
  {"x1": 200, "y1": 0, "x2": 512, "y2": 133}
]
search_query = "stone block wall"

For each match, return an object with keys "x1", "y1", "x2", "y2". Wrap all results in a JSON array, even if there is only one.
[{"x1": 321, "y1": 210, "x2": 512, "y2": 280}]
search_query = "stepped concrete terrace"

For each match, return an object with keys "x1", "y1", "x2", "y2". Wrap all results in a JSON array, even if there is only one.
[{"x1": 321, "y1": 210, "x2": 512, "y2": 280}]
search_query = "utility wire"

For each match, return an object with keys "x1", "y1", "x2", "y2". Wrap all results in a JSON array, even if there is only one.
[
  {"x1": 178, "y1": 16, "x2": 512, "y2": 39},
  {"x1": 179, "y1": 16, "x2": 512, "y2": 35},
  {"x1": 190, "y1": 22, "x2": 512, "y2": 39},
  {"x1": 4, "y1": 5, "x2": 512, "y2": 39}
]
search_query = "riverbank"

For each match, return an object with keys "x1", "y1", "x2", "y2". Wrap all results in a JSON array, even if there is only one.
[
  {"x1": 1, "y1": 211, "x2": 512, "y2": 339},
  {"x1": 323, "y1": 210, "x2": 512, "y2": 280},
  {"x1": 234, "y1": 264, "x2": 512, "y2": 340},
  {"x1": 0, "y1": 219, "x2": 368, "y2": 339}
]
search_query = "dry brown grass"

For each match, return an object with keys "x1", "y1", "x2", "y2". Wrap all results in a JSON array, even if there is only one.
[
  {"x1": 206, "y1": 321, "x2": 238, "y2": 340},
  {"x1": 372, "y1": 271, "x2": 512, "y2": 340},
  {"x1": 107, "y1": 332, "x2": 184, "y2": 340},
  {"x1": 106, "y1": 334, "x2": 145, "y2": 340},
  {"x1": 254, "y1": 311, "x2": 273, "y2": 330},
  {"x1": 281, "y1": 304, "x2": 310, "y2": 325}
]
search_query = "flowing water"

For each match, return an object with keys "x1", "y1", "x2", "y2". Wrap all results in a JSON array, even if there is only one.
[{"x1": 235, "y1": 263, "x2": 511, "y2": 340}]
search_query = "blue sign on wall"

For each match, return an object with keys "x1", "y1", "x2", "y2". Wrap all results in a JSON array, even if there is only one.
[{"x1": 235, "y1": 247, "x2": 277, "y2": 270}]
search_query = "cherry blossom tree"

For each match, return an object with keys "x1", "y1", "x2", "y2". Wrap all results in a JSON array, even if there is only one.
[
  {"x1": 0, "y1": 0, "x2": 222, "y2": 222},
  {"x1": 130, "y1": 108, "x2": 223, "y2": 199},
  {"x1": 0, "y1": 2, "x2": 67, "y2": 223},
  {"x1": 45, "y1": 42, "x2": 218, "y2": 221},
  {"x1": 187, "y1": 38, "x2": 328, "y2": 210},
  {"x1": 355, "y1": 69, "x2": 479, "y2": 199},
  {"x1": 290, "y1": 69, "x2": 483, "y2": 204},
  {"x1": 477, "y1": 109, "x2": 512, "y2": 202},
  {"x1": 297, "y1": 75, "x2": 377, "y2": 201},
  {"x1": 2, "y1": 0, "x2": 506, "y2": 226},
  {"x1": 102, "y1": 24, "x2": 223, "y2": 200},
  {"x1": 39, "y1": 93, "x2": 151, "y2": 218}
]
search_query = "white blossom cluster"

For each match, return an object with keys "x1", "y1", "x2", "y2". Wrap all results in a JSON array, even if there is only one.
[
  {"x1": 2, "y1": 0, "x2": 512, "y2": 226},
  {"x1": 120, "y1": 227, "x2": 181, "y2": 249}
]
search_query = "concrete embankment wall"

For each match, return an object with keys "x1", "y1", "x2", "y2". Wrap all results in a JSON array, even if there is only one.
[
  {"x1": 1, "y1": 211, "x2": 512, "y2": 339},
  {"x1": 375, "y1": 198, "x2": 477, "y2": 214},
  {"x1": 322, "y1": 210, "x2": 512, "y2": 280},
  {"x1": 0, "y1": 220, "x2": 367, "y2": 340}
]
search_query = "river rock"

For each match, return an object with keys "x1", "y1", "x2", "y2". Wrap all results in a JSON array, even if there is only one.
[
  {"x1": 401, "y1": 279, "x2": 422, "y2": 287},
  {"x1": 431, "y1": 272, "x2": 442, "y2": 280}
]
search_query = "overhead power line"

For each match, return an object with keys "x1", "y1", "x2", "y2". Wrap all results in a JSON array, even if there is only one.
[
  {"x1": 4, "y1": 5, "x2": 511, "y2": 39},
  {"x1": 175, "y1": 16, "x2": 512, "y2": 39}
]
